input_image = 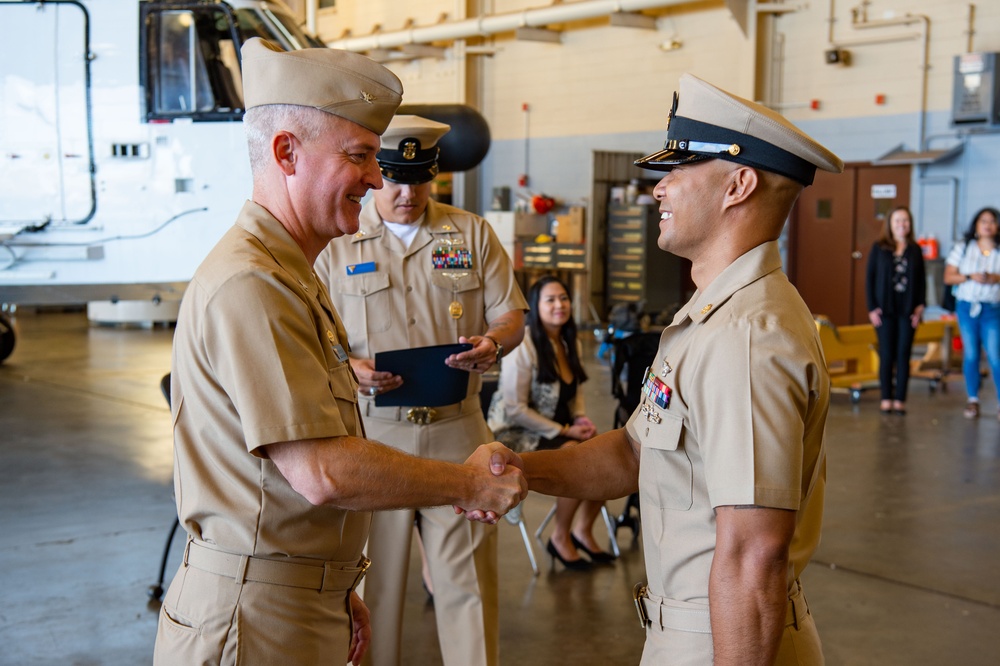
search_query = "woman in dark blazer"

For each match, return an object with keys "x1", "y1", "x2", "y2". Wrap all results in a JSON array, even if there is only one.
[{"x1": 865, "y1": 205, "x2": 926, "y2": 414}]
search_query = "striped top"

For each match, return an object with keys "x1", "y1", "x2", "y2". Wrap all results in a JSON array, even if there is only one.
[{"x1": 946, "y1": 241, "x2": 1000, "y2": 304}]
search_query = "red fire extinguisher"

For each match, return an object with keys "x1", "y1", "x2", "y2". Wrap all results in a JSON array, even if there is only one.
[{"x1": 919, "y1": 235, "x2": 939, "y2": 260}]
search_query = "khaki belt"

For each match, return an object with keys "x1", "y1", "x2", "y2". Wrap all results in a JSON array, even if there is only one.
[
  {"x1": 362, "y1": 394, "x2": 478, "y2": 425},
  {"x1": 633, "y1": 580, "x2": 811, "y2": 633},
  {"x1": 184, "y1": 539, "x2": 370, "y2": 592}
]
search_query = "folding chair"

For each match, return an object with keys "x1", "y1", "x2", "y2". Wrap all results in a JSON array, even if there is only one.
[
  {"x1": 482, "y1": 372, "x2": 540, "y2": 575},
  {"x1": 148, "y1": 373, "x2": 180, "y2": 602}
]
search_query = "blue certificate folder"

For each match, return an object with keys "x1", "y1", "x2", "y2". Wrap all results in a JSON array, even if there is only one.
[{"x1": 374, "y1": 343, "x2": 473, "y2": 407}]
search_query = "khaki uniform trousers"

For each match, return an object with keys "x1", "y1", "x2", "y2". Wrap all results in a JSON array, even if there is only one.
[
  {"x1": 153, "y1": 539, "x2": 369, "y2": 666},
  {"x1": 361, "y1": 396, "x2": 499, "y2": 666},
  {"x1": 638, "y1": 580, "x2": 823, "y2": 666}
]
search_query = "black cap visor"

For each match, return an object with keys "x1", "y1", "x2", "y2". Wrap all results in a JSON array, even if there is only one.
[
  {"x1": 635, "y1": 116, "x2": 817, "y2": 185},
  {"x1": 380, "y1": 162, "x2": 439, "y2": 185},
  {"x1": 634, "y1": 148, "x2": 713, "y2": 172}
]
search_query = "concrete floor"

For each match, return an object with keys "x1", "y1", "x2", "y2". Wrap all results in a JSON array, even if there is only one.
[{"x1": 1, "y1": 308, "x2": 999, "y2": 665}]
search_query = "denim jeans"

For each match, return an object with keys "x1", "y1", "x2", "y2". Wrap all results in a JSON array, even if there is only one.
[{"x1": 955, "y1": 300, "x2": 1000, "y2": 401}]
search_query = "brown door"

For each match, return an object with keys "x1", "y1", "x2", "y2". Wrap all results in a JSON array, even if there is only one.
[
  {"x1": 790, "y1": 169, "x2": 856, "y2": 324},
  {"x1": 789, "y1": 164, "x2": 911, "y2": 325},
  {"x1": 851, "y1": 166, "x2": 911, "y2": 324}
]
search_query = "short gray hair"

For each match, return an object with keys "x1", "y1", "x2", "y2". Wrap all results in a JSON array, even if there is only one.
[{"x1": 244, "y1": 105, "x2": 328, "y2": 176}]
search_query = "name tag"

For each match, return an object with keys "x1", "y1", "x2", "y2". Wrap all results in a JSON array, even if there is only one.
[
  {"x1": 331, "y1": 343, "x2": 349, "y2": 363},
  {"x1": 347, "y1": 261, "x2": 376, "y2": 275}
]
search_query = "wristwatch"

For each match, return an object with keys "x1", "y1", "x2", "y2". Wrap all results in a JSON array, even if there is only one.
[{"x1": 484, "y1": 335, "x2": 503, "y2": 364}]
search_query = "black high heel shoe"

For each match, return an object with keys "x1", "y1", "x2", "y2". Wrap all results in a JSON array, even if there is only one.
[
  {"x1": 546, "y1": 539, "x2": 591, "y2": 571},
  {"x1": 570, "y1": 534, "x2": 616, "y2": 563}
]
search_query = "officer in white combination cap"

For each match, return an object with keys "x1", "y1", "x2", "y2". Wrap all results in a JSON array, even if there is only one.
[
  {"x1": 156, "y1": 39, "x2": 526, "y2": 666},
  {"x1": 500, "y1": 73, "x2": 844, "y2": 665}
]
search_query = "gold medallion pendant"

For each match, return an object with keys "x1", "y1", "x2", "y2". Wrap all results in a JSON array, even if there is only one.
[{"x1": 449, "y1": 301, "x2": 464, "y2": 319}]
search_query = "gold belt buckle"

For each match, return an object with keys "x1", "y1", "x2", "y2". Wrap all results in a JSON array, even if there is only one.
[
  {"x1": 406, "y1": 407, "x2": 437, "y2": 425},
  {"x1": 633, "y1": 583, "x2": 650, "y2": 629}
]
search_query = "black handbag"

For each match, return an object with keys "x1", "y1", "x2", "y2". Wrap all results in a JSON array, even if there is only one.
[
  {"x1": 941, "y1": 241, "x2": 967, "y2": 312},
  {"x1": 941, "y1": 282, "x2": 957, "y2": 312}
]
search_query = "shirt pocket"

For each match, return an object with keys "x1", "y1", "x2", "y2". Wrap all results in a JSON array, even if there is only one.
[
  {"x1": 638, "y1": 406, "x2": 693, "y2": 511},
  {"x1": 335, "y1": 272, "x2": 392, "y2": 334},
  {"x1": 328, "y1": 362, "x2": 358, "y2": 402},
  {"x1": 429, "y1": 271, "x2": 484, "y2": 335},
  {"x1": 328, "y1": 360, "x2": 360, "y2": 435}
]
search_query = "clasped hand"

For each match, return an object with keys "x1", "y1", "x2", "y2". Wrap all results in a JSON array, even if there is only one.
[
  {"x1": 566, "y1": 415, "x2": 597, "y2": 441},
  {"x1": 454, "y1": 442, "x2": 527, "y2": 524}
]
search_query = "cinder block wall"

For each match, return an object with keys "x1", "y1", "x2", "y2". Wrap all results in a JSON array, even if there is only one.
[{"x1": 316, "y1": 0, "x2": 1000, "y2": 242}]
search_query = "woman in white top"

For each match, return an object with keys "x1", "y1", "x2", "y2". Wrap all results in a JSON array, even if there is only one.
[
  {"x1": 487, "y1": 276, "x2": 608, "y2": 569},
  {"x1": 944, "y1": 206, "x2": 1000, "y2": 419}
]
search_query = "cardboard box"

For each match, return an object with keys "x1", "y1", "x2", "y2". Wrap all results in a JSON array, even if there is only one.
[
  {"x1": 514, "y1": 212, "x2": 549, "y2": 238},
  {"x1": 555, "y1": 206, "x2": 585, "y2": 244}
]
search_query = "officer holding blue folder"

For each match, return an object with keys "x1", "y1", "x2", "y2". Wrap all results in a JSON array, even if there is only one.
[{"x1": 316, "y1": 114, "x2": 527, "y2": 666}]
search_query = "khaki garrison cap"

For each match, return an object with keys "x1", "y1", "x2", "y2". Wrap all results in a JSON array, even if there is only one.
[
  {"x1": 377, "y1": 115, "x2": 452, "y2": 184},
  {"x1": 636, "y1": 74, "x2": 844, "y2": 186},
  {"x1": 240, "y1": 37, "x2": 403, "y2": 135}
]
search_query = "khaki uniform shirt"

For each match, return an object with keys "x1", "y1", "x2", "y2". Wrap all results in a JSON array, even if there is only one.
[
  {"x1": 315, "y1": 198, "x2": 527, "y2": 400},
  {"x1": 171, "y1": 200, "x2": 369, "y2": 562},
  {"x1": 626, "y1": 241, "x2": 828, "y2": 604}
]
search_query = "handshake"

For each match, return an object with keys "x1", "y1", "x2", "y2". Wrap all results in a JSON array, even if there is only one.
[{"x1": 454, "y1": 443, "x2": 527, "y2": 524}]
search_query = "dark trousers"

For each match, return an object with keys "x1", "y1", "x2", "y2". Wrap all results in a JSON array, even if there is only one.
[{"x1": 876, "y1": 315, "x2": 916, "y2": 401}]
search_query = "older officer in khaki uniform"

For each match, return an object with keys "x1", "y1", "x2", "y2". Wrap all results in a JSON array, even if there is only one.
[
  {"x1": 502, "y1": 74, "x2": 843, "y2": 665},
  {"x1": 315, "y1": 115, "x2": 527, "y2": 666},
  {"x1": 154, "y1": 39, "x2": 526, "y2": 666}
]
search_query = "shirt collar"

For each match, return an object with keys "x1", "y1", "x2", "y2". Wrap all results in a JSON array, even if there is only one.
[
  {"x1": 676, "y1": 240, "x2": 784, "y2": 324},
  {"x1": 351, "y1": 202, "x2": 386, "y2": 242},
  {"x1": 236, "y1": 200, "x2": 316, "y2": 289},
  {"x1": 350, "y1": 198, "x2": 461, "y2": 252}
]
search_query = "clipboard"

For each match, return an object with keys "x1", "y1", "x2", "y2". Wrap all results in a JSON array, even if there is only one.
[{"x1": 374, "y1": 342, "x2": 473, "y2": 407}]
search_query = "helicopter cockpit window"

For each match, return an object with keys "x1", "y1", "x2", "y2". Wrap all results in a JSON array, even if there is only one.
[
  {"x1": 234, "y1": 7, "x2": 324, "y2": 50},
  {"x1": 155, "y1": 12, "x2": 214, "y2": 113},
  {"x1": 143, "y1": 6, "x2": 243, "y2": 121}
]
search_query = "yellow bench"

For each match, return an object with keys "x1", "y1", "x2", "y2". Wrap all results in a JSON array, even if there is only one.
[
  {"x1": 813, "y1": 316, "x2": 958, "y2": 403},
  {"x1": 909, "y1": 319, "x2": 960, "y2": 387}
]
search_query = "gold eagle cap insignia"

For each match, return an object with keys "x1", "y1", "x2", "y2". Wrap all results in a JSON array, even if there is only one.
[
  {"x1": 665, "y1": 90, "x2": 679, "y2": 131},
  {"x1": 360, "y1": 91, "x2": 375, "y2": 104},
  {"x1": 402, "y1": 140, "x2": 417, "y2": 160}
]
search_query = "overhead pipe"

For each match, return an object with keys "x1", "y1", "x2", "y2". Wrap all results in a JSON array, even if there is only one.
[
  {"x1": 327, "y1": 0, "x2": 693, "y2": 52},
  {"x1": 828, "y1": 1, "x2": 931, "y2": 151}
]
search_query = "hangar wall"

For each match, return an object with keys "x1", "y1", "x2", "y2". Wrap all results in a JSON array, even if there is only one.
[{"x1": 313, "y1": 0, "x2": 1000, "y2": 242}]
